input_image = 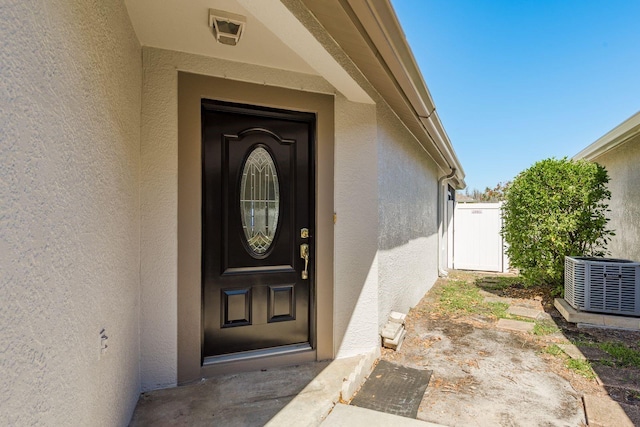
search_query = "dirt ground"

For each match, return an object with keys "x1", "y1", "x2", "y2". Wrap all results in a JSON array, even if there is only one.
[{"x1": 380, "y1": 270, "x2": 640, "y2": 427}]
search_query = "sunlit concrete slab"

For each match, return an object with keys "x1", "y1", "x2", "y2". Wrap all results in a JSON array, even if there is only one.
[
  {"x1": 496, "y1": 318, "x2": 535, "y2": 333},
  {"x1": 507, "y1": 305, "x2": 543, "y2": 320},
  {"x1": 554, "y1": 298, "x2": 640, "y2": 331},
  {"x1": 322, "y1": 404, "x2": 445, "y2": 427},
  {"x1": 130, "y1": 354, "x2": 376, "y2": 427},
  {"x1": 583, "y1": 395, "x2": 636, "y2": 427}
]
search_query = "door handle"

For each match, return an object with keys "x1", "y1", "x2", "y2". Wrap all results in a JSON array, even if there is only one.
[{"x1": 300, "y1": 243, "x2": 309, "y2": 279}]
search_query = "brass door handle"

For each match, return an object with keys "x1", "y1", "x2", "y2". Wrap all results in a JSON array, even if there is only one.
[{"x1": 300, "y1": 243, "x2": 309, "y2": 279}]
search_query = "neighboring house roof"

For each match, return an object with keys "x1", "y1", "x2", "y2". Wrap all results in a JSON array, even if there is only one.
[
  {"x1": 125, "y1": 0, "x2": 465, "y2": 188},
  {"x1": 574, "y1": 111, "x2": 640, "y2": 161},
  {"x1": 456, "y1": 193, "x2": 476, "y2": 203}
]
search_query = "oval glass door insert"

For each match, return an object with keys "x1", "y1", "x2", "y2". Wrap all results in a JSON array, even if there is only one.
[{"x1": 240, "y1": 147, "x2": 280, "y2": 255}]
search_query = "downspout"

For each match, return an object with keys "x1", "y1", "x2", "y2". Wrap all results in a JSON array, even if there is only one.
[{"x1": 437, "y1": 168, "x2": 456, "y2": 277}]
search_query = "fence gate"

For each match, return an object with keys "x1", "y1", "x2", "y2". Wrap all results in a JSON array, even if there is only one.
[{"x1": 452, "y1": 203, "x2": 508, "y2": 272}]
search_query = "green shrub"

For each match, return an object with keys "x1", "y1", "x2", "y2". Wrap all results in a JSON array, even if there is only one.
[{"x1": 501, "y1": 158, "x2": 614, "y2": 288}]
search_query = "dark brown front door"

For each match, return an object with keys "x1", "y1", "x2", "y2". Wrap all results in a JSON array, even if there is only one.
[{"x1": 202, "y1": 100, "x2": 315, "y2": 361}]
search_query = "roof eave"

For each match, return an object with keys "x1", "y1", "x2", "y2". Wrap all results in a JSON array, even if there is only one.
[
  {"x1": 346, "y1": 0, "x2": 466, "y2": 187},
  {"x1": 298, "y1": 0, "x2": 465, "y2": 188},
  {"x1": 574, "y1": 111, "x2": 640, "y2": 161}
]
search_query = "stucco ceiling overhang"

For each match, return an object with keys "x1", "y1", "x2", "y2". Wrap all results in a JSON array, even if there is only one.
[
  {"x1": 574, "y1": 111, "x2": 640, "y2": 161},
  {"x1": 124, "y1": 0, "x2": 372, "y2": 103},
  {"x1": 300, "y1": 0, "x2": 466, "y2": 188},
  {"x1": 124, "y1": 0, "x2": 465, "y2": 187}
]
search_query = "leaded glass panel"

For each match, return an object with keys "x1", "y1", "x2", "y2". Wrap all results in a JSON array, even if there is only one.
[{"x1": 240, "y1": 147, "x2": 280, "y2": 254}]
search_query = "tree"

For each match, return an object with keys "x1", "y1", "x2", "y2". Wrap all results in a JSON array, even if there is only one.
[
  {"x1": 479, "y1": 181, "x2": 510, "y2": 202},
  {"x1": 459, "y1": 181, "x2": 510, "y2": 202},
  {"x1": 501, "y1": 158, "x2": 614, "y2": 289}
]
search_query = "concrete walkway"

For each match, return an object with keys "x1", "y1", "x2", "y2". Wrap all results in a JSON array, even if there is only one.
[
  {"x1": 129, "y1": 287, "x2": 639, "y2": 426},
  {"x1": 129, "y1": 352, "x2": 449, "y2": 426},
  {"x1": 130, "y1": 352, "x2": 442, "y2": 426},
  {"x1": 323, "y1": 404, "x2": 443, "y2": 426},
  {"x1": 481, "y1": 293, "x2": 638, "y2": 426},
  {"x1": 130, "y1": 358, "x2": 348, "y2": 426}
]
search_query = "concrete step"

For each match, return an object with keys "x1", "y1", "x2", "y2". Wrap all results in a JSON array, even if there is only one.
[
  {"x1": 322, "y1": 403, "x2": 445, "y2": 427},
  {"x1": 554, "y1": 298, "x2": 640, "y2": 331},
  {"x1": 507, "y1": 305, "x2": 543, "y2": 320},
  {"x1": 381, "y1": 321, "x2": 403, "y2": 340},
  {"x1": 481, "y1": 291, "x2": 512, "y2": 305},
  {"x1": 496, "y1": 318, "x2": 535, "y2": 333},
  {"x1": 583, "y1": 394, "x2": 636, "y2": 427},
  {"x1": 557, "y1": 343, "x2": 586, "y2": 360}
]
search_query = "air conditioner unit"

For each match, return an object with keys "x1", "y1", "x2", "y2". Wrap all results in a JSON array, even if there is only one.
[{"x1": 565, "y1": 256, "x2": 640, "y2": 316}]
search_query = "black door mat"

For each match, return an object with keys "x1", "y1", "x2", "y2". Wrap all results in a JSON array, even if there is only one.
[{"x1": 349, "y1": 360, "x2": 432, "y2": 419}]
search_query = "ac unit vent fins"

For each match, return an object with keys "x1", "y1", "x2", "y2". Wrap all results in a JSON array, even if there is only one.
[{"x1": 564, "y1": 256, "x2": 640, "y2": 317}]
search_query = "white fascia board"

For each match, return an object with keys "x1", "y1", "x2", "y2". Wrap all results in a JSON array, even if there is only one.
[
  {"x1": 574, "y1": 111, "x2": 640, "y2": 161},
  {"x1": 419, "y1": 114, "x2": 465, "y2": 178},
  {"x1": 351, "y1": 0, "x2": 436, "y2": 114},
  {"x1": 238, "y1": 0, "x2": 374, "y2": 104},
  {"x1": 348, "y1": 0, "x2": 465, "y2": 183}
]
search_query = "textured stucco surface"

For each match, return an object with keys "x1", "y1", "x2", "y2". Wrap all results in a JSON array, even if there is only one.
[
  {"x1": 376, "y1": 103, "x2": 440, "y2": 327},
  {"x1": 593, "y1": 135, "x2": 640, "y2": 263},
  {"x1": 333, "y1": 96, "x2": 380, "y2": 357},
  {"x1": 140, "y1": 47, "x2": 336, "y2": 390},
  {"x1": 139, "y1": 1, "x2": 448, "y2": 383},
  {"x1": 140, "y1": 46, "x2": 387, "y2": 376},
  {"x1": 140, "y1": 44, "x2": 444, "y2": 379},
  {"x1": 0, "y1": 0, "x2": 454, "y2": 421},
  {"x1": 0, "y1": 0, "x2": 141, "y2": 425},
  {"x1": 139, "y1": 48, "x2": 179, "y2": 392}
]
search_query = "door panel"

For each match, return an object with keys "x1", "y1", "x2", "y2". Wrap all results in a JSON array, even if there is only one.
[
  {"x1": 202, "y1": 100, "x2": 314, "y2": 359},
  {"x1": 453, "y1": 203, "x2": 505, "y2": 272}
]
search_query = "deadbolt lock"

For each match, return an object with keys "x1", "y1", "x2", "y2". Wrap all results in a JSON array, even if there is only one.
[{"x1": 301, "y1": 228, "x2": 309, "y2": 239}]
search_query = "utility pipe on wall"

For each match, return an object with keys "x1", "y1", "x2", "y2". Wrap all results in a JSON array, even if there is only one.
[{"x1": 437, "y1": 168, "x2": 456, "y2": 277}]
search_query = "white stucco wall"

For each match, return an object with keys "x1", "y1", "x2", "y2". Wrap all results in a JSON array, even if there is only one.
[
  {"x1": 592, "y1": 135, "x2": 640, "y2": 263},
  {"x1": 0, "y1": 1, "x2": 141, "y2": 425},
  {"x1": 333, "y1": 96, "x2": 380, "y2": 357},
  {"x1": 139, "y1": 44, "x2": 445, "y2": 384},
  {"x1": 376, "y1": 104, "x2": 440, "y2": 327},
  {"x1": 140, "y1": 47, "x2": 385, "y2": 388}
]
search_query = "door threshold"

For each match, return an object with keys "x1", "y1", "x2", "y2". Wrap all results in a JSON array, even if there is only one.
[{"x1": 203, "y1": 343, "x2": 313, "y2": 366}]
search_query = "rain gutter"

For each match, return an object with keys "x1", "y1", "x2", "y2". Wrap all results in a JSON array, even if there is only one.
[{"x1": 347, "y1": 0, "x2": 466, "y2": 188}]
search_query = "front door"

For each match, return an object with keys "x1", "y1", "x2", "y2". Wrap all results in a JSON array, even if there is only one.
[{"x1": 202, "y1": 100, "x2": 315, "y2": 362}]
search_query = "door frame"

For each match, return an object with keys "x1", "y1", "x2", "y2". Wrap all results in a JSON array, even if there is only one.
[
  {"x1": 177, "y1": 72, "x2": 335, "y2": 383},
  {"x1": 201, "y1": 100, "x2": 315, "y2": 361}
]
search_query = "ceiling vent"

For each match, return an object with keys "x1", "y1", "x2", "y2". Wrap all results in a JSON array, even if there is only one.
[
  {"x1": 565, "y1": 256, "x2": 640, "y2": 316},
  {"x1": 209, "y1": 9, "x2": 246, "y2": 46}
]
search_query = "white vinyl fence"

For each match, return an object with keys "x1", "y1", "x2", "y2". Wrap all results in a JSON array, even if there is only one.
[{"x1": 452, "y1": 203, "x2": 509, "y2": 272}]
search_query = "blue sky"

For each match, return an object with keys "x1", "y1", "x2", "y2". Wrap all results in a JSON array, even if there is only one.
[{"x1": 391, "y1": 0, "x2": 640, "y2": 192}]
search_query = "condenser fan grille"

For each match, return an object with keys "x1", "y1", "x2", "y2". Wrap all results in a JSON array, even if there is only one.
[{"x1": 564, "y1": 256, "x2": 640, "y2": 316}]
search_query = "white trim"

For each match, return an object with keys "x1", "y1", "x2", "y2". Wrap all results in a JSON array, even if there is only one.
[
  {"x1": 574, "y1": 111, "x2": 640, "y2": 161},
  {"x1": 238, "y1": 0, "x2": 374, "y2": 104},
  {"x1": 348, "y1": 0, "x2": 465, "y2": 187}
]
